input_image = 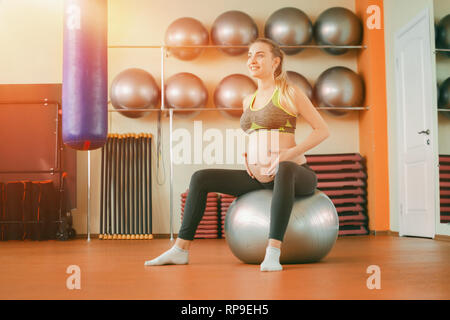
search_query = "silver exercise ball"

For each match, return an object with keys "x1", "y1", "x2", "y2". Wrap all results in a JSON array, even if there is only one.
[
  {"x1": 165, "y1": 72, "x2": 208, "y2": 118},
  {"x1": 264, "y1": 7, "x2": 313, "y2": 55},
  {"x1": 211, "y1": 10, "x2": 258, "y2": 56},
  {"x1": 286, "y1": 71, "x2": 313, "y2": 100},
  {"x1": 314, "y1": 66, "x2": 365, "y2": 117},
  {"x1": 110, "y1": 68, "x2": 160, "y2": 118},
  {"x1": 214, "y1": 74, "x2": 256, "y2": 119},
  {"x1": 314, "y1": 7, "x2": 363, "y2": 55},
  {"x1": 436, "y1": 14, "x2": 450, "y2": 57},
  {"x1": 225, "y1": 189, "x2": 339, "y2": 264},
  {"x1": 165, "y1": 17, "x2": 209, "y2": 61},
  {"x1": 438, "y1": 78, "x2": 450, "y2": 119}
]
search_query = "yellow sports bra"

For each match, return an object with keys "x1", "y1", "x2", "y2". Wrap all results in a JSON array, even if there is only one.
[{"x1": 240, "y1": 88, "x2": 297, "y2": 134}]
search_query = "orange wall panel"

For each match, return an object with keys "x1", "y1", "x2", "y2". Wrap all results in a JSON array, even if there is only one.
[{"x1": 355, "y1": 0, "x2": 390, "y2": 231}]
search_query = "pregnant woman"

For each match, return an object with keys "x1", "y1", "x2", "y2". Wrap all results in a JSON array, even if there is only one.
[{"x1": 145, "y1": 38, "x2": 330, "y2": 271}]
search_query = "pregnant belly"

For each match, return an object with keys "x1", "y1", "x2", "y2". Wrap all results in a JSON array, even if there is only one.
[
  {"x1": 246, "y1": 130, "x2": 306, "y2": 183},
  {"x1": 248, "y1": 160, "x2": 277, "y2": 183},
  {"x1": 248, "y1": 154, "x2": 307, "y2": 183}
]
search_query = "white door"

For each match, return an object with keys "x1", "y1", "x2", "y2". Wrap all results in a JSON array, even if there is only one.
[{"x1": 394, "y1": 8, "x2": 437, "y2": 238}]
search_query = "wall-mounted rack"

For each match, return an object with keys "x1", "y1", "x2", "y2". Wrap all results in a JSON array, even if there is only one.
[
  {"x1": 108, "y1": 44, "x2": 367, "y2": 50},
  {"x1": 107, "y1": 106, "x2": 370, "y2": 113}
]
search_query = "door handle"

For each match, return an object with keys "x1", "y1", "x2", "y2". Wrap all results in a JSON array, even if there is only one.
[{"x1": 418, "y1": 129, "x2": 430, "y2": 135}]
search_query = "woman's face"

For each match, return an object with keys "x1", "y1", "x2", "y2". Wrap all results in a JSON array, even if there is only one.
[{"x1": 247, "y1": 42, "x2": 280, "y2": 80}]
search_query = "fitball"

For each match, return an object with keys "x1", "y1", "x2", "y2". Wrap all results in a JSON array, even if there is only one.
[
  {"x1": 438, "y1": 78, "x2": 450, "y2": 119},
  {"x1": 314, "y1": 7, "x2": 363, "y2": 55},
  {"x1": 225, "y1": 189, "x2": 338, "y2": 264},
  {"x1": 211, "y1": 10, "x2": 258, "y2": 56},
  {"x1": 110, "y1": 68, "x2": 160, "y2": 118},
  {"x1": 214, "y1": 74, "x2": 256, "y2": 119},
  {"x1": 265, "y1": 7, "x2": 313, "y2": 55},
  {"x1": 436, "y1": 14, "x2": 450, "y2": 57},
  {"x1": 165, "y1": 72, "x2": 208, "y2": 118},
  {"x1": 165, "y1": 17, "x2": 209, "y2": 61},
  {"x1": 286, "y1": 71, "x2": 313, "y2": 100},
  {"x1": 314, "y1": 66, "x2": 365, "y2": 117}
]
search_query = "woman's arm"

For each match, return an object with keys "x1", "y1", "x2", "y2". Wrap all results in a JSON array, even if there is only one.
[
  {"x1": 287, "y1": 85, "x2": 330, "y2": 157},
  {"x1": 266, "y1": 86, "x2": 330, "y2": 175}
]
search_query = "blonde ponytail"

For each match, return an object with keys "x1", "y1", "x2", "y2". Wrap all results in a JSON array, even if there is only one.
[
  {"x1": 250, "y1": 38, "x2": 298, "y2": 116},
  {"x1": 275, "y1": 71, "x2": 298, "y2": 116}
]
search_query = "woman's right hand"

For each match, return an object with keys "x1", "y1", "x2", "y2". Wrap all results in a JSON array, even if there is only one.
[{"x1": 243, "y1": 152, "x2": 255, "y2": 179}]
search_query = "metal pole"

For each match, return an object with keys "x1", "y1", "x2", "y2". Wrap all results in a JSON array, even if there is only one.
[
  {"x1": 161, "y1": 46, "x2": 165, "y2": 111},
  {"x1": 161, "y1": 44, "x2": 174, "y2": 240},
  {"x1": 99, "y1": 142, "x2": 105, "y2": 238},
  {"x1": 87, "y1": 150, "x2": 91, "y2": 242},
  {"x1": 169, "y1": 108, "x2": 174, "y2": 241}
]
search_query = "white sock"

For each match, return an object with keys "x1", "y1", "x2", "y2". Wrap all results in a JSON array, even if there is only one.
[
  {"x1": 144, "y1": 245, "x2": 189, "y2": 266},
  {"x1": 260, "y1": 246, "x2": 283, "y2": 272}
]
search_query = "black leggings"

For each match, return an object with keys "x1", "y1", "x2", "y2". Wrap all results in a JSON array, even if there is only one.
[{"x1": 178, "y1": 161, "x2": 318, "y2": 242}]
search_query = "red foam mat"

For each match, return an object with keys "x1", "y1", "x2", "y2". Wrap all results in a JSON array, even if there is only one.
[
  {"x1": 331, "y1": 196, "x2": 365, "y2": 205},
  {"x1": 335, "y1": 204, "x2": 364, "y2": 212},
  {"x1": 220, "y1": 193, "x2": 236, "y2": 198},
  {"x1": 338, "y1": 212, "x2": 367, "y2": 221},
  {"x1": 322, "y1": 187, "x2": 366, "y2": 196},
  {"x1": 181, "y1": 204, "x2": 218, "y2": 209},
  {"x1": 339, "y1": 221, "x2": 366, "y2": 226},
  {"x1": 439, "y1": 155, "x2": 450, "y2": 164},
  {"x1": 194, "y1": 234, "x2": 219, "y2": 239},
  {"x1": 181, "y1": 206, "x2": 218, "y2": 211},
  {"x1": 318, "y1": 179, "x2": 366, "y2": 188},
  {"x1": 195, "y1": 229, "x2": 218, "y2": 234},
  {"x1": 308, "y1": 162, "x2": 363, "y2": 172},
  {"x1": 305, "y1": 153, "x2": 363, "y2": 163},
  {"x1": 192, "y1": 220, "x2": 218, "y2": 226},
  {"x1": 181, "y1": 212, "x2": 218, "y2": 217},
  {"x1": 316, "y1": 171, "x2": 367, "y2": 180},
  {"x1": 181, "y1": 215, "x2": 218, "y2": 221},
  {"x1": 197, "y1": 226, "x2": 219, "y2": 230},
  {"x1": 181, "y1": 200, "x2": 218, "y2": 205},
  {"x1": 338, "y1": 226, "x2": 369, "y2": 236},
  {"x1": 220, "y1": 198, "x2": 236, "y2": 203}
]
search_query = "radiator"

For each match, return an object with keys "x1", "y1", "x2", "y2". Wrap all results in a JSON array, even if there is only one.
[{"x1": 99, "y1": 133, "x2": 153, "y2": 240}]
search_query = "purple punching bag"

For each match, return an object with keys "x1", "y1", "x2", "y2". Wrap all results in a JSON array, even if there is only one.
[{"x1": 62, "y1": 0, "x2": 108, "y2": 150}]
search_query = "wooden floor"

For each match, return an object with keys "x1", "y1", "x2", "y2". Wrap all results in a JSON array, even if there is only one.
[{"x1": 0, "y1": 235, "x2": 448, "y2": 300}]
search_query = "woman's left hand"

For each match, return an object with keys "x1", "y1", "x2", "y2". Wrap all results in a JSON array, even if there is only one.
[{"x1": 265, "y1": 148, "x2": 297, "y2": 176}]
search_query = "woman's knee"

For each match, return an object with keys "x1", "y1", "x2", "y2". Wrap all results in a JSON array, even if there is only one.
[{"x1": 190, "y1": 169, "x2": 209, "y2": 188}]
